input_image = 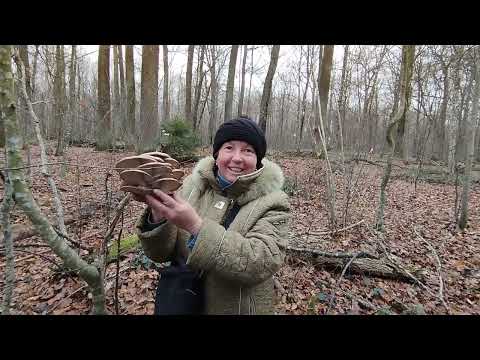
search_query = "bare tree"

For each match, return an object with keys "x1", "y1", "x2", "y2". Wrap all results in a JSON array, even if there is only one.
[
  {"x1": 259, "y1": 45, "x2": 280, "y2": 133},
  {"x1": 125, "y1": 45, "x2": 135, "y2": 145},
  {"x1": 295, "y1": 46, "x2": 313, "y2": 152},
  {"x1": 376, "y1": 45, "x2": 416, "y2": 232},
  {"x1": 224, "y1": 45, "x2": 239, "y2": 122},
  {"x1": 458, "y1": 47, "x2": 480, "y2": 230}
]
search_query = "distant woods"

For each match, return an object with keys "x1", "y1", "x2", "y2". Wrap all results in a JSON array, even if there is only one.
[{"x1": 4, "y1": 45, "x2": 480, "y2": 165}]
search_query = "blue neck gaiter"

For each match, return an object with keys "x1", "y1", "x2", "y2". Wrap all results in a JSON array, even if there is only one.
[{"x1": 217, "y1": 173, "x2": 233, "y2": 191}]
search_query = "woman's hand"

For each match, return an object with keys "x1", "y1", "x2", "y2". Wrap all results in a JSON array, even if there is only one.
[{"x1": 144, "y1": 190, "x2": 203, "y2": 236}]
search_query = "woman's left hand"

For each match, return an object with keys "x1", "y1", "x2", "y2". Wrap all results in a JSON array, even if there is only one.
[{"x1": 145, "y1": 190, "x2": 203, "y2": 236}]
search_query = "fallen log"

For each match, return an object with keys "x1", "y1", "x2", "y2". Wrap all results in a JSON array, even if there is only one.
[
  {"x1": 312, "y1": 255, "x2": 414, "y2": 282},
  {"x1": 286, "y1": 246, "x2": 379, "y2": 259}
]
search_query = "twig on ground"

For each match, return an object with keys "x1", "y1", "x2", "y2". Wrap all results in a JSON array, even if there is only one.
[
  {"x1": 315, "y1": 277, "x2": 377, "y2": 313},
  {"x1": 326, "y1": 251, "x2": 365, "y2": 314},
  {"x1": 413, "y1": 227, "x2": 450, "y2": 313},
  {"x1": 0, "y1": 248, "x2": 53, "y2": 268},
  {"x1": 47, "y1": 264, "x2": 132, "y2": 314}
]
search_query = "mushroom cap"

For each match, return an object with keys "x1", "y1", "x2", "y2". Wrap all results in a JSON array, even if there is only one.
[
  {"x1": 163, "y1": 157, "x2": 180, "y2": 169},
  {"x1": 170, "y1": 169, "x2": 185, "y2": 180},
  {"x1": 119, "y1": 169, "x2": 153, "y2": 186},
  {"x1": 142, "y1": 151, "x2": 171, "y2": 160},
  {"x1": 151, "y1": 177, "x2": 182, "y2": 193},
  {"x1": 120, "y1": 185, "x2": 154, "y2": 196},
  {"x1": 137, "y1": 162, "x2": 174, "y2": 178},
  {"x1": 115, "y1": 155, "x2": 162, "y2": 172}
]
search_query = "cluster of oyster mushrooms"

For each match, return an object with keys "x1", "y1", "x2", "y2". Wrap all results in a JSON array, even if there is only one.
[{"x1": 115, "y1": 152, "x2": 185, "y2": 196}]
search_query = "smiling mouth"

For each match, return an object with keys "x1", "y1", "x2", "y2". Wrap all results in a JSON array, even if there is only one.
[{"x1": 228, "y1": 167, "x2": 244, "y2": 174}]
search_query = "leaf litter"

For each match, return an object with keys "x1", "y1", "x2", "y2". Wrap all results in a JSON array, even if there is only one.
[{"x1": 1, "y1": 145, "x2": 479, "y2": 315}]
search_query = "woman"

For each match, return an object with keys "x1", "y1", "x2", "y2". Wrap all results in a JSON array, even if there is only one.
[{"x1": 135, "y1": 116, "x2": 290, "y2": 315}]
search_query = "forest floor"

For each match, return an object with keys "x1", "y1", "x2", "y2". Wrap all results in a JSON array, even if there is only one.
[{"x1": 1, "y1": 144, "x2": 479, "y2": 315}]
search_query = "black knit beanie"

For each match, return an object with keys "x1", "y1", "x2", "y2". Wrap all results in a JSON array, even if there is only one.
[{"x1": 213, "y1": 116, "x2": 267, "y2": 169}]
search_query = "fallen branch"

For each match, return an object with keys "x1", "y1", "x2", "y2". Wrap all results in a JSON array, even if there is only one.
[
  {"x1": 0, "y1": 207, "x2": 100, "y2": 244},
  {"x1": 0, "y1": 248, "x2": 62, "y2": 269},
  {"x1": 306, "y1": 219, "x2": 365, "y2": 236},
  {"x1": 286, "y1": 246, "x2": 379, "y2": 260},
  {"x1": 348, "y1": 157, "x2": 406, "y2": 170},
  {"x1": 0, "y1": 248, "x2": 52, "y2": 268}
]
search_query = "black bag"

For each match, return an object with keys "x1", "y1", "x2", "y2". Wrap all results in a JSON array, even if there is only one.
[{"x1": 154, "y1": 257, "x2": 204, "y2": 315}]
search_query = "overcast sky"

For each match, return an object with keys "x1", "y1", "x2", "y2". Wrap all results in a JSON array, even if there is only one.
[{"x1": 78, "y1": 45, "x2": 344, "y2": 91}]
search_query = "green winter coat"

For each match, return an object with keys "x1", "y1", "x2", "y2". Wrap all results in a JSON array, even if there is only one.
[{"x1": 136, "y1": 156, "x2": 290, "y2": 315}]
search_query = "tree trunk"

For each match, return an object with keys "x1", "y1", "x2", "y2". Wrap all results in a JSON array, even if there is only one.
[
  {"x1": 113, "y1": 45, "x2": 121, "y2": 140},
  {"x1": 246, "y1": 46, "x2": 254, "y2": 116},
  {"x1": 337, "y1": 45, "x2": 349, "y2": 150},
  {"x1": 259, "y1": 45, "x2": 280, "y2": 133},
  {"x1": 192, "y1": 45, "x2": 205, "y2": 130},
  {"x1": 162, "y1": 45, "x2": 170, "y2": 122},
  {"x1": 208, "y1": 45, "x2": 218, "y2": 144},
  {"x1": 68, "y1": 45, "x2": 76, "y2": 144},
  {"x1": 117, "y1": 45, "x2": 126, "y2": 134},
  {"x1": 318, "y1": 45, "x2": 334, "y2": 135},
  {"x1": 96, "y1": 45, "x2": 112, "y2": 151},
  {"x1": 31, "y1": 45, "x2": 39, "y2": 97},
  {"x1": 458, "y1": 47, "x2": 480, "y2": 230},
  {"x1": 125, "y1": 45, "x2": 135, "y2": 146},
  {"x1": 237, "y1": 45, "x2": 248, "y2": 116},
  {"x1": 437, "y1": 62, "x2": 449, "y2": 162},
  {"x1": 185, "y1": 45, "x2": 194, "y2": 125},
  {"x1": 224, "y1": 45, "x2": 239, "y2": 123},
  {"x1": 1, "y1": 173, "x2": 15, "y2": 314},
  {"x1": 139, "y1": 45, "x2": 159, "y2": 153},
  {"x1": 455, "y1": 68, "x2": 474, "y2": 164},
  {"x1": 54, "y1": 45, "x2": 66, "y2": 156}
]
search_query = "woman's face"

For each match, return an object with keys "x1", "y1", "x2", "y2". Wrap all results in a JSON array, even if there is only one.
[{"x1": 216, "y1": 140, "x2": 258, "y2": 182}]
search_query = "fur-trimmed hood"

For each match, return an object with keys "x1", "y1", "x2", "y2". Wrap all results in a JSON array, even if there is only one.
[{"x1": 186, "y1": 156, "x2": 285, "y2": 205}]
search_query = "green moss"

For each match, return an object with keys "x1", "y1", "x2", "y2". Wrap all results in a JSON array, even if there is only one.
[{"x1": 106, "y1": 233, "x2": 140, "y2": 263}]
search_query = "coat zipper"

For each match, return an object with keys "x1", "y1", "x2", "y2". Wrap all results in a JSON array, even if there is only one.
[{"x1": 220, "y1": 198, "x2": 235, "y2": 226}]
